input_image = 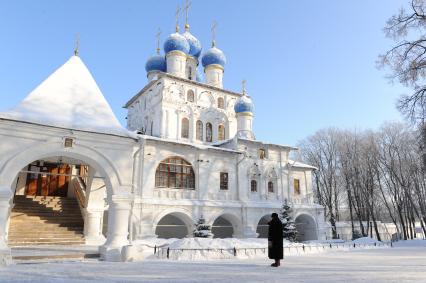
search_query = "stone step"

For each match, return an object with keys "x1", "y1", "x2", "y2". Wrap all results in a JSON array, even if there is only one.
[
  {"x1": 9, "y1": 232, "x2": 83, "y2": 236},
  {"x1": 11, "y1": 215, "x2": 84, "y2": 220},
  {"x1": 14, "y1": 199, "x2": 80, "y2": 203},
  {"x1": 9, "y1": 228, "x2": 83, "y2": 233},
  {"x1": 10, "y1": 219, "x2": 83, "y2": 224},
  {"x1": 10, "y1": 195, "x2": 84, "y2": 246},
  {"x1": 13, "y1": 204, "x2": 80, "y2": 209},
  {"x1": 9, "y1": 240, "x2": 86, "y2": 246}
]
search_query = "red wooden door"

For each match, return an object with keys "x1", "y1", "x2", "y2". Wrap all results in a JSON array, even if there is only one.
[{"x1": 25, "y1": 164, "x2": 70, "y2": 197}]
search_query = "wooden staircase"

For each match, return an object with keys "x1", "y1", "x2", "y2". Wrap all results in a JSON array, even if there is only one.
[{"x1": 8, "y1": 195, "x2": 85, "y2": 246}]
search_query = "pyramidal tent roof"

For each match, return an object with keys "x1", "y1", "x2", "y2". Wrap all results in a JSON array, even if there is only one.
[{"x1": 0, "y1": 55, "x2": 133, "y2": 138}]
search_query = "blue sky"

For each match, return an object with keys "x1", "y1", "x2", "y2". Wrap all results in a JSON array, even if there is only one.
[{"x1": 0, "y1": 0, "x2": 410, "y2": 145}]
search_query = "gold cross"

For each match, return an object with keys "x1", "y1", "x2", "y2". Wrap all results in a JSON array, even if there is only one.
[
  {"x1": 156, "y1": 28, "x2": 161, "y2": 54},
  {"x1": 74, "y1": 33, "x2": 80, "y2": 56},
  {"x1": 175, "y1": 5, "x2": 181, "y2": 32},
  {"x1": 184, "y1": 0, "x2": 192, "y2": 30},
  {"x1": 211, "y1": 20, "x2": 218, "y2": 46}
]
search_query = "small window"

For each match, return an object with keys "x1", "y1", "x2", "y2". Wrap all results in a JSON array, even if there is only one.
[
  {"x1": 294, "y1": 179, "x2": 300, "y2": 195},
  {"x1": 187, "y1": 90, "x2": 195, "y2": 102},
  {"x1": 196, "y1": 120, "x2": 203, "y2": 141},
  {"x1": 218, "y1": 97, "x2": 225, "y2": 109},
  {"x1": 206, "y1": 122, "x2": 213, "y2": 142},
  {"x1": 218, "y1": 124, "x2": 225, "y2": 141},
  {"x1": 181, "y1": 118, "x2": 189, "y2": 139},
  {"x1": 268, "y1": 181, "x2": 274, "y2": 193},
  {"x1": 259, "y1": 149, "x2": 266, "y2": 159},
  {"x1": 251, "y1": 180, "x2": 257, "y2": 192},
  {"x1": 220, "y1": 172, "x2": 228, "y2": 190},
  {"x1": 64, "y1": 138, "x2": 73, "y2": 148}
]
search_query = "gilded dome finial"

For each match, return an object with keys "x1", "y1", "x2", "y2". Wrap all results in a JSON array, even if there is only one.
[
  {"x1": 184, "y1": 0, "x2": 191, "y2": 31},
  {"x1": 175, "y1": 5, "x2": 181, "y2": 32},
  {"x1": 156, "y1": 28, "x2": 161, "y2": 54},
  {"x1": 242, "y1": 79, "x2": 247, "y2": 95},
  {"x1": 211, "y1": 21, "x2": 217, "y2": 47}
]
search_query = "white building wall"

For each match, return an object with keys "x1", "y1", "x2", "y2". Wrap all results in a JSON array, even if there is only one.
[{"x1": 126, "y1": 76, "x2": 239, "y2": 144}]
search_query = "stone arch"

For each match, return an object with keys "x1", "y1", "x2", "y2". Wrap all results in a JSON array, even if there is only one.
[
  {"x1": 0, "y1": 140, "x2": 133, "y2": 250},
  {"x1": 154, "y1": 208, "x2": 194, "y2": 239},
  {"x1": 295, "y1": 213, "x2": 318, "y2": 242},
  {"x1": 256, "y1": 214, "x2": 272, "y2": 238},
  {"x1": 0, "y1": 140, "x2": 125, "y2": 198},
  {"x1": 209, "y1": 212, "x2": 242, "y2": 238}
]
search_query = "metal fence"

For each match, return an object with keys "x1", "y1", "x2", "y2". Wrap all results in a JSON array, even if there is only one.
[{"x1": 153, "y1": 242, "x2": 391, "y2": 260}]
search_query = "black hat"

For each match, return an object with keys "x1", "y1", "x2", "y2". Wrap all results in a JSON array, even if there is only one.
[{"x1": 271, "y1": 213, "x2": 278, "y2": 218}]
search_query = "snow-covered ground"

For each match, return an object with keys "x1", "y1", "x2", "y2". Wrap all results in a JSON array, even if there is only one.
[
  {"x1": 125, "y1": 237, "x2": 389, "y2": 261},
  {"x1": 1, "y1": 241, "x2": 425, "y2": 282}
]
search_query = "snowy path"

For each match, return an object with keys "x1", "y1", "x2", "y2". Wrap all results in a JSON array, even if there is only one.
[{"x1": 0, "y1": 247, "x2": 425, "y2": 283}]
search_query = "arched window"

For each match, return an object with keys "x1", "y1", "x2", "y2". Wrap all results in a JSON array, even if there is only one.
[
  {"x1": 218, "y1": 97, "x2": 225, "y2": 109},
  {"x1": 181, "y1": 118, "x2": 189, "y2": 139},
  {"x1": 251, "y1": 180, "x2": 257, "y2": 192},
  {"x1": 218, "y1": 124, "x2": 225, "y2": 141},
  {"x1": 155, "y1": 157, "x2": 195, "y2": 189},
  {"x1": 206, "y1": 122, "x2": 213, "y2": 142},
  {"x1": 187, "y1": 90, "x2": 195, "y2": 102},
  {"x1": 196, "y1": 120, "x2": 203, "y2": 141},
  {"x1": 268, "y1": 181, "x2": 274, "y2": 193}
]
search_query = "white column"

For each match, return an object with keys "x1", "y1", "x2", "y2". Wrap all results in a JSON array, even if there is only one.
[
  {"x1": 99, "y1": 195, "x2": 132, "y2": 261},
  {"x1": 176, "y1": 111, "x2": 181, "y2": 140},
  {"x1": 0, "y1": 189, "x2": 12, "y2": 265},
  {"x1": 0, "y1": 189, "x2": 12, "y2": 249},
  {"x1": 190, "y1": 116, "x2": 195, "y2": 142},
  {"x1": 84, "y1": 209, "x2": 106, "y2": 245}
]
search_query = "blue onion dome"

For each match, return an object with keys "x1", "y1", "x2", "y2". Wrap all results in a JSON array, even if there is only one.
[
  {"x1": 234, "y1": 95, "x2": 254, "y2": 114},
  {"x1": 163, "y1": 32, "x2": 190, "y2": 54},
  {"x1": 201, "y1": 42, "x2": 226, "y2": 68},
  {"x1": 183, "y1": 30, "x2": 202, "y2": 58},
  {"x1": 145, "y1": 54, "x2": 166, "y2": 73}
]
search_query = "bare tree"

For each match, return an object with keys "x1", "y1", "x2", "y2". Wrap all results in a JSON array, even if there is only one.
[
  {"x1": 298, "y1": 128, "x2": 342, "y2": 239},
  {"x1": 299, "y1": 123, "x2": 426, "y2": 240},
  {"x1": 379, "y1": 0, "x2": 426, "y2": 122}
]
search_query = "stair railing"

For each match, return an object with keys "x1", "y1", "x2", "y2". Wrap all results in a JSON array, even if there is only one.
[{"x1": 73, "y1": 178, "x2": 87, "y2": 209}]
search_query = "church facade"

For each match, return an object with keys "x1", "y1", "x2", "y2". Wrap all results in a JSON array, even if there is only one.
[{"x1": 0, "y1": 21, "x2": 327, "y2": 262}]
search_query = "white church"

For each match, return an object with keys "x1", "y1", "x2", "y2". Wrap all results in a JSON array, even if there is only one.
[{"x1": 0, "y1": 16, "x2": 327, "y2": 261}]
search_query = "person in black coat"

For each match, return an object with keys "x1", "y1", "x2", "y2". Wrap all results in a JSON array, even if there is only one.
[{"x1": 268, "y1": 212, "x2": 283, "y2": 267}]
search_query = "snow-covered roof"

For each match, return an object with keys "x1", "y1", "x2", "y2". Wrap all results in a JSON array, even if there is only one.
[
  {"x1": 288, "y1": 160, "x2": 317, "y2": 170},
  {"x1": 238, "y1": 138, "x2": 298, "y2": 150},
  {"x1": 0, "y1": 56, "x2": 133, "y2": 138},
  {"x1": 139, "y1": 134, "x2": 242, "y2": 154}
]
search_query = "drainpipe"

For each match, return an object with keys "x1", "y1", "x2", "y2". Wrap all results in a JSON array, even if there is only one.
[
  {"x1": 279, "y1": 151, "x2": 284, "y2": 201},
  {"x1": 236, "y1": 148, "x2": 247, "y2": 236}
]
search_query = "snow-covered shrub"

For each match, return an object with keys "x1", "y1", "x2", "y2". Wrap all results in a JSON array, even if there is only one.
[
  {"x1": 352, "y1": 230, "x2": 362, "y2": 240},
  {"x1": 280, "y1": 203, "x2": 298, "y2": 242},
  {"x1": 193, "y1": 216, "x2": 213, "y2": 238}
]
